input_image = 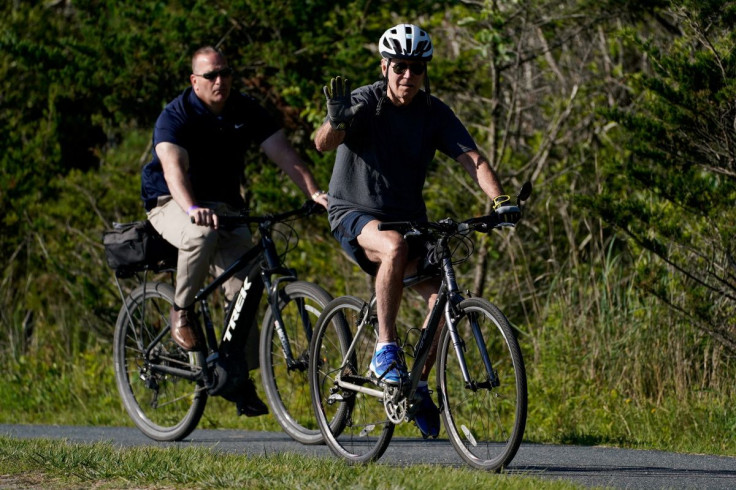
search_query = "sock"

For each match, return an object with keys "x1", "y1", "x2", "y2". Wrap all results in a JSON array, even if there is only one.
[{"x1": 375, "y1": 341, "x2": 398, "y2": 352}]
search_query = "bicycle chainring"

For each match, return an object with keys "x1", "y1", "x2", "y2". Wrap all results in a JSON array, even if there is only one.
[{"x1": 383, "y1": 385, "x2": 407, "y2": 424}]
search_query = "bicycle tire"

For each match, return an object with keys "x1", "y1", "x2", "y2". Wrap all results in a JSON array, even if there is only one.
[
  {"x1": 259, "y1": 281, "x2": 333, "y2": 445},
  {"x1": 309, "y1": 296, "x2": 394, "y2": 463},
  {"x1": 113, "y1": 282, "x2": 207, "y2": 441},
  {"x1": 437, "y1": 297, "x2": 527, "y2": 471}
]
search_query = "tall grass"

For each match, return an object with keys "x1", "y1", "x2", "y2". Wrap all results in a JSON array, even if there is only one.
[
  {"x1": 519, "y1": 234, "x2": 735, "y2": 454},
  {"x1": 2, "y1": 231, "x2": 732, "y2": 455},
  {"x1": 0, "y1": 132, "x2": 733, "y2": 456}
]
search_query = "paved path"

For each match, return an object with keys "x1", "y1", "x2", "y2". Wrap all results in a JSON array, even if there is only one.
[{"x1": 1, "y1": 424, "x2": 734, "y2": 488}]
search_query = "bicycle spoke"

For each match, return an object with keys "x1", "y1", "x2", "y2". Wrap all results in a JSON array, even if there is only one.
[
  {"x1": 260, "y1": 282, "x2": 333, "y2": 444},
  {"x1": 310, "y1": 296, "x2": 394, "y2": 463},
  {"x1": 114, "y1": 283, "x2": 207, "y2": 441}
]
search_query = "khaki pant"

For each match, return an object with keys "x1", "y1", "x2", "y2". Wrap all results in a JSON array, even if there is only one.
[{"x1": 147, "y1": 197, "x2": 253, "y2": 308}]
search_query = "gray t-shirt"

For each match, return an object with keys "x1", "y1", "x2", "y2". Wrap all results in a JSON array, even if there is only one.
[{"x1": 327, "y1": 81, "x2": 477, "y2": 230}]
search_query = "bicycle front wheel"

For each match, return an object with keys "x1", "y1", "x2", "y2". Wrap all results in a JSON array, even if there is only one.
[
  {"x1": 309, "y1": 296, "x2": 394, "y2": 463},
  {"x1": 259, "y1": 280, "x2": 333, "y2": 445},
  {"x1": 113, "y1": 282, "x2": 207, "y2": 441},
  {"x1": 437, "y1": 298, "x2": 527, "y2": 471}
]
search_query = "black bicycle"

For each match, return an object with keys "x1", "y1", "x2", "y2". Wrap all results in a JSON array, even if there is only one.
[
  {"x1": 308, "y1": 183, "x2": 531, "y2": 471},
  {"x1": 111, "y1": 200, "x2": 333, "y2": 444}
]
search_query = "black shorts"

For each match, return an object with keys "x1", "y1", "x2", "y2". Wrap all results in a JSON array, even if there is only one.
[{"x1": 332, "y1": 211, "x2": 428, "y2": 277}]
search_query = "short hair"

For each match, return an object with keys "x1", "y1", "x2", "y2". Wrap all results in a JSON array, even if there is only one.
[{"x1": 191, "y1": 46, "x2": 227, "y2": 72}]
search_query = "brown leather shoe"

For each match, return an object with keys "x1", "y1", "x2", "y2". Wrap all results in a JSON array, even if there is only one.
[{"x1": 169, "y1": 306, "x2": 204, "y2": 351}]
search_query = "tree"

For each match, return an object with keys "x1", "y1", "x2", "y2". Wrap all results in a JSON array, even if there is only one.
[{"x1": 590, "y1": 0, "x2": 736, "y2": 353}]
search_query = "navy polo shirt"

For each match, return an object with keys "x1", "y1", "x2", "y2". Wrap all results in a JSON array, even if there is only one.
[{"x1": 141, "y1": 87, "x2": 280, "y2": 211}]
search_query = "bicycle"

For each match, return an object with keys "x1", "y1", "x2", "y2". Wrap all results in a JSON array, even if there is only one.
[
  {"x1": 111, "y1": 200, "x2": 334, "y2": 444},
  {"x1": 308, "y1": 183, "x2": 531, "y2": 471}
]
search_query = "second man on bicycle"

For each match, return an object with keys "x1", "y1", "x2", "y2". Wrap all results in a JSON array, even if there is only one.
[{"x1": 141, "y1": 46, "x2": 328, "y2": 417}]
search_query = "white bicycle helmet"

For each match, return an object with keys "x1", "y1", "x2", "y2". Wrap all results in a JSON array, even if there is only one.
[{"x1": 378, "y1": 24, "x2": 433, "y2": 61}]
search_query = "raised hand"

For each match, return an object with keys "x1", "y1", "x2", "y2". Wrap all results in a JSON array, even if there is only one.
[{"x1": 323, "y1": 76, "x2": 364, "y2": 130}]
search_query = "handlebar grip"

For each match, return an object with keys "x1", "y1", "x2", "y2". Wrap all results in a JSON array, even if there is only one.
[
  {"x1": 190, "y1": 214, "x2": 243, "y2": 227},
  {"x1": 378, "y1": 222, "x2": 410, "y2": 232},
  {"x1": 302, "y1": 199, "x2": 326, "y2": 216}
]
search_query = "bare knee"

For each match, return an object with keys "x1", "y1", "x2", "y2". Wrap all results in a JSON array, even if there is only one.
[{"x1": 368, "y1": 233, "x2": 407, "y2": 268}]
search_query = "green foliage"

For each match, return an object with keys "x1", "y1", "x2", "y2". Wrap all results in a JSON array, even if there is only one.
[
  {"x1": 1, "y1": 0, "x2": 734, "y2": 456},
  {"x1": 589, "y1": 1, "x2": 736, "y2": 354}
]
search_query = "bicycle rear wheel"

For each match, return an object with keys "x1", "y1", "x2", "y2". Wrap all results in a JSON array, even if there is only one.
[
  {"x1": 309, "y1": 296, "x2": 394, "y2": 463},
  {"x1": 437, "y1": 298, "x2": 527, "y2": 471},
  {"x1": 259, "y1": 281, "x2": 333, "y2": 445},
  {"x1": 113, "y1": 282, "x2": 207, "y2": 441}
]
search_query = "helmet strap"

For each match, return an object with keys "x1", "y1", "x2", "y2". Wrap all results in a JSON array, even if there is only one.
[
  {"x1": 424, "y1": 69, "x2": 432, "y2": 107},
  {"x1": 376, "y1": 60, "x2": 390, "y2": 116}
]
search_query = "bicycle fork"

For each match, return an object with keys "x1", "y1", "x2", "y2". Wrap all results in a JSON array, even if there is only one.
[
  {"x1": 266, "y1": 273, "x2": 311, "y2": 372},
  {"x1": 445, "y1": 300, "x2": 499, "y2": 390}
]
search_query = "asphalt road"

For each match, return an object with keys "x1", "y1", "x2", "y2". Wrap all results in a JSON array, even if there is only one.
[{"x1": 1, "y1": 424, "x2": 734, "y2": 488}]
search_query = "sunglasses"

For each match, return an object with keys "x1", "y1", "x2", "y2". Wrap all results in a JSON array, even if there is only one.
[
  {"x1": 390, "y1": 61, "x2": 426, "y2": 76},
  {"x1": 194, "y1": 67, "x2": 233, "y2": 81}
]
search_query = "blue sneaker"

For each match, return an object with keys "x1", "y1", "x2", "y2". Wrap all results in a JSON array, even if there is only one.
[
  {"x1": 369, "y1": 344, "x2": 408, "y2": 384},
  {"x1": 413, "y1": 385, "x2": 440, "y2": 439}
]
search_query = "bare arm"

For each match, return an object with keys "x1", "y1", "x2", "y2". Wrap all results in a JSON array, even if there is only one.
[
  {"x1": 261, "y1": 129, "x2": 328, "y2": 207},
  {"x1": 157, "y1": 142, "x2": 194, "y2": 209},
  {"x1": 156, "y1": 141, "x2": 218, "y2": 228},
  {"x1": 456, "y1": 150, "x2": 506, "y2": 200},
  {"x1": 314, "y1": 120, "x2": 346, "y2": 152}
]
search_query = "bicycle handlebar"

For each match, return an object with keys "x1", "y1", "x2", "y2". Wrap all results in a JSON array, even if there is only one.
[
  {"x1": 378, "y1": 213, "x2": 504, "y2": 235},
  {"x1": 378, "y1": 182, "x2": 531, "y2": 237},
  {"x1": 190, "y1": 199, "x2": 325, "y2": 227}
]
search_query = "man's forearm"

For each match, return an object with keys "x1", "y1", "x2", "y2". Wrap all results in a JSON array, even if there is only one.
[{"x1": 458, "y1": 151, "x2": 505, "y2": 200}]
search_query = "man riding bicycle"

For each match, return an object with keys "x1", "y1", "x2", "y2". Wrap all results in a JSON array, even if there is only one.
[
  {"x1": 141, "y1": 46, "x2": 328, "y2": 416},
  {"x1": 314, "y1": 24, "x2": 518, "y2": 438}
]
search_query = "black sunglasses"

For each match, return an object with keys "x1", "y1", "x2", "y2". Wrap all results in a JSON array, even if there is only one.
[
  {"x1": 194, "y1": 67, "x2": 233, "y2": 81},
  {"x1": 391, "y1": 61, "x2": 426, "y2": 76}
]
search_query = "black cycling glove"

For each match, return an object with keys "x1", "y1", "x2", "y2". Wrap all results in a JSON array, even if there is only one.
[{"x1": 323, "y1": 76, "x2": 364, "y2": 130}]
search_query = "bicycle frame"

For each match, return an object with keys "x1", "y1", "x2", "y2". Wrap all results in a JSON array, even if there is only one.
[
  {"x1": 335, "y1": 233, "x2": 499, "y2": 404},
  {"x1": 312, "y1": 184, "x2": 530, "y2": 467},
  {"x1": 144, "y1": 216, "x2": 306, "y2": 385}
]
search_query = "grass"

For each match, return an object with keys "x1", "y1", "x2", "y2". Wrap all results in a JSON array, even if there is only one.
[{"x1": 0, "y1": 436, "x2": 583, "y2": 489}]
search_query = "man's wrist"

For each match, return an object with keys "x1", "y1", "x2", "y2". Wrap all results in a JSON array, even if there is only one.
[{"x1": 187, "y1": 205, "x2": 200, "y2": 215}]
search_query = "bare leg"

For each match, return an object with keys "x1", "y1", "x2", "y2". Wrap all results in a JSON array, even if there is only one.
[{"x1": 356, "y1": 220, "x2": 408, "y2": 343}]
